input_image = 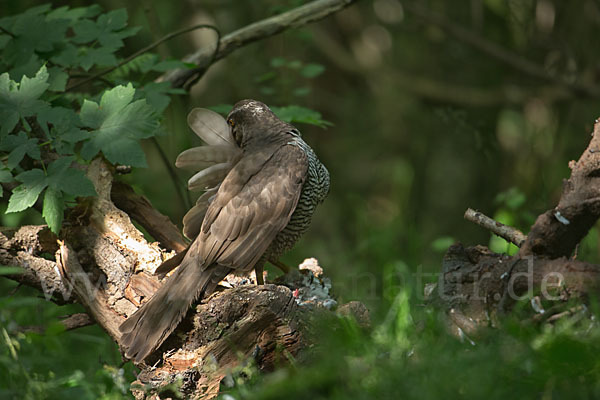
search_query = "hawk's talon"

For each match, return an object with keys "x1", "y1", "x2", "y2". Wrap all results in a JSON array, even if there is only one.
[{"x1": 255, "y1": 265, "x2": 265, "y2": 285}]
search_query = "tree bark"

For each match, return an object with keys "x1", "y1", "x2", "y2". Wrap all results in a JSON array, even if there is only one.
[{"x1": 435, "y1": 119, "x2": 600, "y2": 333}]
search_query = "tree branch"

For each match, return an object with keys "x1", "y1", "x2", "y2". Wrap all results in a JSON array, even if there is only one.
[
  {"x1": 464, "y1": 208, "x2": 527, "y2": 247},
  {"x1": 518, "y1": 121, "x2": 600, "y2": 258},
  {"x1": 111, "y1": 181, "x2": 187, "y2": 252},
  {"x1": 159, "y1": 0, "x2": 359, "y2": 89},
  {"x1": 436, "y1": 118, "x2": 600, "y2": 334},
  {"x1": 66, "y1": 24, "x2": 220, "y2": 92},
  {"x1": 20, "y1": 313, "x2": 94, "y2": 334}
]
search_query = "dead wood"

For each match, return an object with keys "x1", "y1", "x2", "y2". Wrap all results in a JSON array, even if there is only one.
[
  {"x1": 1, "y1": 157, "x2": 344, "y2": 399},
  {"x1": 441, "y1": 119, "x2": 600, "y2": 332}
]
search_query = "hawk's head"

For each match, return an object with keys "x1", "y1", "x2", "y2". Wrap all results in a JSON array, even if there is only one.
[{"x1": 226, "y1": 99, "x2": 286, "y2": 148}]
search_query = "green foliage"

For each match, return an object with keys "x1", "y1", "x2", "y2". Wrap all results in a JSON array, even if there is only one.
[
  {"x1": 272, "y1": 105, "x2": 332, "y2": 128},
  {"x1": 208, "y1": 103, "x2": 332, "y2": 128},
  {"x1": 259, "y1": 57, "x2": 325, "y2": 99},
  {"x1": 6, "y1": 156, "x2": 96, "y2": 233},
  {"x1": 0, "y1": 4, "x2": 338, "y2": 399},
  {"x1": 430, "y1": 236, "x2": 456, "y2": 253},
  {"x1": 80, "y1": 84, "x2": 159, "y2": 167},
  {"x1": 4, "y1": 1, "x2": 599, "y2": 399},
  {"x1": 0, "y1": 4, "x2": 180, "y2": 234},
  {"x1": 489, "y1": 187, "x2": 533, "y2": 255},
  {"x1": 0, "y1": 280, "x2": 134, "y2": 400},
  {"x1": 0, "y1": 66, "x2": 49, "y2": 135},
  {"x1": 223, "y1": 291, "x2": 600, "y2": 400}
]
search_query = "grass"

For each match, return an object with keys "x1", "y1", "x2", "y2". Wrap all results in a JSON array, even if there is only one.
[
  {"x1": 3, "y1": 267, "x2": 600, "y2": 400},
  {"x1": 221, "y1": 288, "x2": 600, "y2": 400}
]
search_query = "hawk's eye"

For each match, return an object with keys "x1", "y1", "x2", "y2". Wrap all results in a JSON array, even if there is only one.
[{"x1": 227, "y1": 118, "x2": 235, "y2": 127}]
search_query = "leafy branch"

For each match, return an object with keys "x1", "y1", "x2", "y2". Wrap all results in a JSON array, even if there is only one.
[{"x1": 66, "y1": 23, "x2": 220, "y2": 92}]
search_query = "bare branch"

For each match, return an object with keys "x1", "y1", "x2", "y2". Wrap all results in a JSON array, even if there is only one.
[
  {"x1": 160, "y1": 0, "x2": 359, "y2": 89},
  {"x1": 464, "y1": 208, "x2": 527, "y2": 247},
  {"x1": 20, "y1": 313, "x2": 94, "y2": 334},
  {"x1": 519, "y1": 120, "x2": 600, "y2": 258},
  {"x1": 111, "y1": 181, "x2": 187, "y2": 252}
]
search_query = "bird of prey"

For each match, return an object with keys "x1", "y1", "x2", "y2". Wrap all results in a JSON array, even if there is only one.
[{"x1": 119, "y1": 99, "x2": 330, "y2": 362}]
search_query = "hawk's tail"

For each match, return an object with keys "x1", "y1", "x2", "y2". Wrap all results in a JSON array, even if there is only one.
[{"x1": 119, "y1": 256, "x2": 229, "y2": 362}]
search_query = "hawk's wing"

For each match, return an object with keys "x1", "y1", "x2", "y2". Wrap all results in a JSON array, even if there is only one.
[{"x1": 193, "y1": 143, "x2": 308, "y2": 271}]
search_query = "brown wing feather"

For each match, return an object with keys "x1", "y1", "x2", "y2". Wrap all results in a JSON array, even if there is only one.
[{"x1": 197, "y1": 144, "x2": 308, "y2": 271}]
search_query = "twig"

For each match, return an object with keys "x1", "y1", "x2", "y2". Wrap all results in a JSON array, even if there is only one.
[
  {"x1": 403, "y1": 2, "x2": 600, "y2": 99},
  {"x1": 160, "y1": 0, "x2": 358, "y2": 89},
  {"x1": 66, "y1": 24, "x2": 220, "y2": 92},
  {"x1": 150, "y1": 137, "x2": 191, "y2": 210},
  {"x1": 68, "y1": 73, "x2": 114, "y2": 88},
  {"x1": 464, "y1": 208, "x2": 527, "y2": 247},
  {"x1": 0, "y1": 26, "x2": 15, "y2": 38},
  {"x1": 530, "y1": 305, "x2": 585, "y2": 323},
  {"x1": 19, "y1": 313, "x2": 94, "y2": 334},
  {"x1": 545, "y1": 305, "x2": 586, "y2": 323}
]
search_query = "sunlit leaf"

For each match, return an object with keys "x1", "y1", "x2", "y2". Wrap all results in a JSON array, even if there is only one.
[{"x1": 80, "y1": 83, "x2": 159, "y2": 167}]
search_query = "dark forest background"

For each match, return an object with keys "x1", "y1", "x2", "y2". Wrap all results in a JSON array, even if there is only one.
[{"x1": 3, "y1": 0, "x2": 600, "y2": 398}]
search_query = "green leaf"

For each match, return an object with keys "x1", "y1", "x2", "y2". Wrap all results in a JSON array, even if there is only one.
[
  {"x1": 72, "y1": 9, "x2": 135, "y2": 50},
  {"x1": 46, "y1": 5, "x2": 102, "y2": 21},
  {"x1": 287, "y1": 60, "x2": 302, "y2": 69},
  {"x1": 270, "y1": 57, "x2": 286, "y2": 68},
  {"x1": 7, "y1": 169, "x2": 47, "y2": 213},
  {"x1": 8, "y1": 54, "x2": 44, "y2": 82},
  {"x1": 72, "y1": 19, "x2": 100, "y2": 43},
  {"x1": 431, "y1": 236, "x2": 455, "y2": 252},
  {"x1": 46, "y1": 157, "x2": 96, "y2": 197},
  {"x1": 108, "y1": 53, "x2": 157, "y2": 77},
  {"x1": 36, "y1": 106, "x2": 81, "y2": 136},
  {"x1": 78, "y1": 46, "x2": 118, "y2": 71},
  {"x1": 42, "y1": 187, "x2": 64, "y2": 234},
  {"x1": 80, "y1": 83, "x2": 159, "y2": 167},
  {"x1": 36, "y1": 106, "x2": 89, "y2": 155},
  {"x1": 0, "y1": 131, "x2": 42, "y2": 169},
  {"x1": 151, "y1": 59, "x2": 188, "y2": 72},
  {"x1": 2, "y1": 9, "x2": 68, "y2": 68},
  {"x1": 51, "y1": 44, "x2": 79, "y2": 68},
  {"x1": 0, "y1": 34, "x2": 10, "y2": 50},
  {"x1": 47, "y1": 66, "x2": 69, "y2": 92},
  {"x1": 138, "y1": 82, "x2": 185, "y2": 113},
  {"x1": 0, "y1": 170, "x2": 11, "y2": 181},
  {"x1": 0, "y1": 65, "x2": 49, "y2": 136},
  {"x1": 272, "y1": 105, "x2": 333, "y2": 128},
  {"x1": 495, "y1": 187, "x2": 526, "y2": 210},
  {"x1": 98, "y1": 83, "x2": 134, "y2": 116},
  {"x1": 98, "y1": 9, "x2": 128, "y2": 32},
  {"x1": 254, "y1": 71, "x2": 276, "y2": 83},
  {"x1": 301, "y1": 63, "x2": 325, "y2": 78},
  {"x1": 0, "y1": 169, "x2": 12, "y2": 198}
]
